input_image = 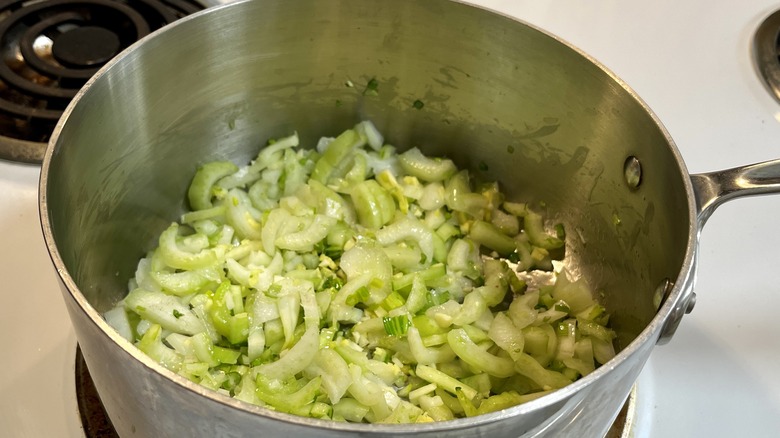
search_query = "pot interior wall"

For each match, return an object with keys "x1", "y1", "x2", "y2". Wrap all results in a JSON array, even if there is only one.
[{"x1": 45, "y1": 0, "x2": 691, "y2": 350}]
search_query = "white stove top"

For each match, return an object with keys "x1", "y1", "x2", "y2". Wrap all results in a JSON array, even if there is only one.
[{"x1": 2, "y1": 0, "x2": 780, "y2": 436}]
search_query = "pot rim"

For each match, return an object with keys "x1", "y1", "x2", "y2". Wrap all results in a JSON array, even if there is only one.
[{"x1": 37, "y1": 0, "x2": 699, "y2": 433}]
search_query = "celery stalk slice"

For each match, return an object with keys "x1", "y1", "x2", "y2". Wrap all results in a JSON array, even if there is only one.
[
  {"x1": 447, "y1": 328, "x2": 515, "y2": 378},
  {"x1": 188, "y1": 161, "x2": 238, "y2": 211}
]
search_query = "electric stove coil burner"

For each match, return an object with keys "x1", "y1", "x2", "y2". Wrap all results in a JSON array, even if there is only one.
[{"x1": 0, "y1": 0, "x2": 204, "y2": 163}]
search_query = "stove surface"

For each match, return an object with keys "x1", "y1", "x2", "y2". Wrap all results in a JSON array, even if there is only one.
[
  {"x1": 0, "y1": 0, "x2": 206, "y2": 163},
  {"x1": 2, "y1": 0, "x2": 780, "y2": 437}
]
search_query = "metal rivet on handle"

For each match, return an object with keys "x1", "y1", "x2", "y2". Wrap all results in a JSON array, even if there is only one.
[
  {"x1": 652, "y1": 278, "x2": 673, "y2": 310},
  {"x1": 685, "y1": 292, "x2": 697, "y2": 314},
  {"x1": 624, "y1": 156, "x2": 642, "y2": 190}
]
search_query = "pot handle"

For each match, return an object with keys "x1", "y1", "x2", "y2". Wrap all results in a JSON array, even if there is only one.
[
  {"x1": 690, "y1": 158, "x2": 780, "y2": 226},
  {"x1": 658, "y1": 158, "x2": 780, "y2": 344}
]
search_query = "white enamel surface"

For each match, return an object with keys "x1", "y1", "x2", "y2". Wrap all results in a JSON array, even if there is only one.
[{"x1": 3, "y1": 0, "x2": 780, "y2": 436}]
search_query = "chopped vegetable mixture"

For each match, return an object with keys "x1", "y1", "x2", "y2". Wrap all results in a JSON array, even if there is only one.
[{"x1": 105, "y1": 121, "x2": 616, "y2": 423}]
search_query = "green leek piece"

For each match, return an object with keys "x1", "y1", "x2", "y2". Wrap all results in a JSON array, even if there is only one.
[
  {"x1": 382, "y1": 314, "x2": 410, "y2": 336},
  {"x1": 380, "y1": 291, "x2": 406, "y2": 311}
]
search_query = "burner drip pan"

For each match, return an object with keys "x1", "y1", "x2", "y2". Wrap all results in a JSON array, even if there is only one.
[{"x1": 0, "y1": 0, "x2": 204, "y2": 163}]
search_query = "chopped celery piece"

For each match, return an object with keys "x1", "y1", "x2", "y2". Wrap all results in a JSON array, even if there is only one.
[
  {"x1": 524, "y1": 209, "x2": 564, "y2": 250},
  {"x1": 274, "y1": 214, "x2": 336, "y2": 251},
  {"x1": 447, "y1": 328, "x2": 515, "y2": 378},
  {"x1": 124, "y1": 288, "x2": 205, "y2": 335},
  {"x1": 350, "y1": 179, "x2": 395, "y2": 229},
  {"x1": 305, "y1": 348, "x2": 352, "y2": 404},
  {"x1": 407, "y1": 327, "x2": 455, "y2": 365},
  {"x1": 468, "y1": 220, "x2": 516, "y2": 255},
  {"x1": 137, "y1": 323, "x2": 182, "y2": 371},
  {"x1": 255, "y1": 375, "x2": 322, "y2": 414},
  {"x1": 256, "y1": 325, "x2": 319, "y2": 380},
  {"x1": 551, "y1": 272, "x2": 596, "y2": 314},
  {"x1": 333, "y1": 398, "x2": 370, "y2": 422},
  {"x1": 188, "y1": 161, "x2": 238, "y2": 211},
  {"x1": 416, "y1": 364, "x2": 477, "y2": 400},
  {"x1": 488, "y1": 312, "x2": 525, "y2": 360},
  {"x1": 513, "y1": 353, "x2": 572, "y2": 390},
  {"x1": 398, "y1": 147, "x2": 456, "y2": 182},
  {"x1": 109, "y1": 121, "x2": 615, "y2": 424},
  {"x1": 157, "y1": 223, "x2": 220, "y2": 271},
  {"x1": 311, "y1": 128, "x2": 363, "y2": 183}
]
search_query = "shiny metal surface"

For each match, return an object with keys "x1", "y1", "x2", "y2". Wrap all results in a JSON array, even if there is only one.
[
  {"x1": 754, "y1": 10, "x2": 780, "y2": 103},
  {"x1": 36, "y1": 0, "x2": 780, "y2": 436},
  {"x1": 692, "y1": 159, "x2": 780, "y2": 225}
]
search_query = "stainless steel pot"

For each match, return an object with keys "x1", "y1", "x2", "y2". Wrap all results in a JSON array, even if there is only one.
[{"x1": 38, "y1": 0, "x2": 780, "y2": 436}]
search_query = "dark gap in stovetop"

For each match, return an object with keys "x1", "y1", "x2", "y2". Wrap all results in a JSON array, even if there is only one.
[{"x1": 75, "y1": 347, "x2": 119, "y2": 438}]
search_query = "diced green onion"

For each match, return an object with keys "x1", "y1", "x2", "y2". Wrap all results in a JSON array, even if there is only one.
[{"x1": 383, "y1": 315, "x2": 410, "y2": 336}]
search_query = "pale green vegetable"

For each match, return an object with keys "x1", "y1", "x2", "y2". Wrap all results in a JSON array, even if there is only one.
[
  {"x1": 105, "y1": 121, "x2": 615, "y2": 424},
  {"x1": 188, "y1": 161, "x2": 238, "y2": 211},
  {"x1": 398, "y1": 147, "x2": 456, "y2": 182}
]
